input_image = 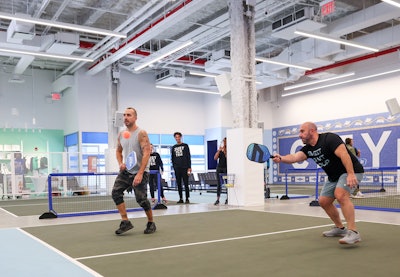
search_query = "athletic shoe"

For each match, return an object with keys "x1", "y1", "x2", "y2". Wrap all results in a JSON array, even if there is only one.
[
  {"x1": 185, "y1": 199, "x2": 190, "y2": 204},
  {"x1": 115, "y1": 220, "x2": 133, "y2": 235},
  {"x1": 214, "y1": 200, "x2": 219, "y2": 205},
  {"x1": 177, "y1": 199, "x2": 184, "y2": 204},
  {"x1": 322, "y1": 227, "x2": 347, "y2": 237},
  {"x1": 339, "y1": 230, "x2": 361, "y2": 244},
  {"x1": 144, "y1": 222, "x2": 156, "y2": 234},
  {"x1": 162, "y1": 198, "x2": 168, "y2": 204},
  {"x1": 355, "y1": 191, "x2": 364, "y2": 197}
]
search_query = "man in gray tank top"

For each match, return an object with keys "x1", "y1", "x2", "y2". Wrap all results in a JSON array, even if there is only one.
[{"x1": 112, "y1": 107, "x2": 156, "y2": 235}]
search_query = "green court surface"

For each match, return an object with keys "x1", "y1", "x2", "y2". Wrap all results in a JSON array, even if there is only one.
[{"x1": 23, "y1": 210, "x2": 400, "y2": 277}]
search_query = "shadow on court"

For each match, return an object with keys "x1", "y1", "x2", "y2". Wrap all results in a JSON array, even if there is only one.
[{"x1": 23, "y1": 210, "x2": 400, "y2": 277}]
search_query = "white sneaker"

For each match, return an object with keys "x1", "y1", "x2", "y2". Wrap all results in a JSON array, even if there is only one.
[
  {"x1": 322, "y1": 227, "x2": 347, "y2": 237},
  {"x1": 353, "y1": 191, "x2": 364, "y2": 198},
  {"x1": 339, "y1": 230, "x2": 361, "y2": 244}
]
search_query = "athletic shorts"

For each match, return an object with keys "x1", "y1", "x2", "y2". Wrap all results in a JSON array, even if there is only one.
[
  {"x1": 320, "y1": 173, "x2": 364, "y2": 198},
  {"x1": 112, "y1": 171, "x2": 149, "y2": 205}
]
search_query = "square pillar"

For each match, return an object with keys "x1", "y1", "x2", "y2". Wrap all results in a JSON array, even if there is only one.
[{"x1": 227, "y1": 128, "x2": 264, "y2": 206}]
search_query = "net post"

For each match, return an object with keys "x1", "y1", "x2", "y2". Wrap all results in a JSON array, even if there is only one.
[
  {"x1": 309, "y1": 168, "x2": 320, "y2": 206},
  {"x1": 39, "y1": 174, "x2": 58, "y2": 219},
  {"x1": 280, "y1": 170, "x2": 290, "y2": 200},
  {"x1": 151, "y1": 170, "x2": 167, "y2": 210},
  {"x1": 379, "y1": 169, "x2": 386, "y2": 192}
]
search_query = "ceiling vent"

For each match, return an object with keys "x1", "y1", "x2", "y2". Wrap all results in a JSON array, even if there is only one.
[
  {"x1": 205, "y1": 50, "x2": 231, "y2": 74},
  {"x1": 272, "y1": 7, "x2": 314, "y2": 32},
  {"x1": 271, "y1": 7, "x2": 326, "y2": 40},
  {"x1": 8, "y1": 74, "x2": 25, "y2": 83},
  {"x1": 45, "y1": 32, "x2": 80, "y2": 54},
  {"x1": 212, "y1": 49, "x2": 230, "y2": 61},
  {"x1": 155, "y1": 69, "x2": 185, "y2": 85},
  {"x1": 7, "y1": 19, "x2": 35, "y2": 43}
]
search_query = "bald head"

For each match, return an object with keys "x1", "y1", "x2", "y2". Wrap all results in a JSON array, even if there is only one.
[{"x1": 299, "y1": 122, "x2": 319, "y2": 146}]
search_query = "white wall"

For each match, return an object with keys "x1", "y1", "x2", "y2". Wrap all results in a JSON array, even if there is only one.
[
  {"x1": 0, "y1": 69, "x2": 64, "y2": 131},
  {"x1": 117, "y1": 70, "x2": 215, "y2": 135},
  {"x1": 73, "y1": 69, "x2": 109, "y2": 133}
]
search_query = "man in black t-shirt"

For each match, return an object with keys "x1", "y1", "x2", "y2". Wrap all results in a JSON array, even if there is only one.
[
  {"x1": 149, "y1": 144, "x2": 167, "y2": 204},
  {"x1": 171, "y1": 132, "x2": 192, "y2": 204},
  {"x1": 272, "y1": 122, "x2": 364, "y2": 245}
]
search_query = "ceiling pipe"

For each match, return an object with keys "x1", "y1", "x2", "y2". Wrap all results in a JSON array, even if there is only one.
[
  {"x1": 305, "y1": 45, "x2": 400, "y2": 76},
  {"x1": 61, "y1": 0, "x2": 165, "y2": 75},
  {"x1": 87, "y1": 0, "x2": 194, "y2": 73}
]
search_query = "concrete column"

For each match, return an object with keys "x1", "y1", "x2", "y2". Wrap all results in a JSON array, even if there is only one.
[
  {"x1": 226, "y1": 1, "x2": 263, "y2": 206},
  {"x1": 228, "y1": 0, "x2": 258, "y2": 128}
]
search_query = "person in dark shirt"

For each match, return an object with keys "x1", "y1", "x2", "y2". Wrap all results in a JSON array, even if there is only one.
[
  {"x1": 171, "y1": 132, "x2": 192, "y2": 204},
  {"x1": 214, "y1": 137, "x2": 227, "y2": 205},
  {"x1": 149, "y1": 144, "x2": 167, "y2": 204},
  {"x1": 272, "y1": 122, "x2": 364, "y2": 245}
]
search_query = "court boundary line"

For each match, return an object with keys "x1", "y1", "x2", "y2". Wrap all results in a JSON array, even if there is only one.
[
  {"x1": 0, "y1": 207, "x2": 18, "y2": 217},
  {"x1": 76, "y1": 222, "x2": 334, "y2": 261},
  {"x1": 18, "y1": 228, "x2": 103, "y2": 277}
]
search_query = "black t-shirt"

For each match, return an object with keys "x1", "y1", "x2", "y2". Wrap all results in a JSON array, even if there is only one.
[
  {"x1": 149, "y1": 152, "x2": 164, "y2": 171},
  {"x1": 171, "y1": 143, "x2": 191, "y2": 169},
  {"x1": 216, "y1": 151, "x2": 227, "y2": 170},
  {"x1": 300, "y1": 133, "x2": 364, "y2": 182}
]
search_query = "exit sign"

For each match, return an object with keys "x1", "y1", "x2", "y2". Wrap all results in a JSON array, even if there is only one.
[
  {"x1": 320, "y1": 0, "x2": 335, "y2": 16},
  {"x1": 51, "y1": 93, "x2": 61, "y2": 100}
]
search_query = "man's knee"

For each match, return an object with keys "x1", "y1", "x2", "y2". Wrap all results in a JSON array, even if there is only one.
[
  {"x1": 112, "y1": 189, "x2": 124, "y2": 205},
  {"x1": 318, "y1": 196, "x2": 333, "y2": 208},
  {"x1": 138, "y1": 198, "x2": 151, "y2": 211}
]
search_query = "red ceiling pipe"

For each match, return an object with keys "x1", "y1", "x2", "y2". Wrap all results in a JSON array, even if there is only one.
[
  {"x1": 88, "y1": 0, "x2": 194, "y2": 70},
  {"x1": 305, "y1": 46, "x2": 400, "y2": 76}
]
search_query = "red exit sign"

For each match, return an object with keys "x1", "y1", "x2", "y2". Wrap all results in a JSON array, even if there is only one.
[{"x1": 320, "y1": 0, "x2": 335, "y2": 16}]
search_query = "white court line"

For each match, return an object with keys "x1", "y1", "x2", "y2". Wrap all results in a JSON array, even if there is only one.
[
  {"x1": 76, "y1": 223, "x2": 334, "y2": 261},
  {"x1": 18, "y1": 228, "x2": 103, "y2": 277},
  {"x1": 0, "y1": 207, "x2": 18, "y2": 217}
]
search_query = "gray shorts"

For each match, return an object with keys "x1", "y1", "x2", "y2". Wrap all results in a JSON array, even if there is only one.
[{"x1": 320, "y1": 173, "x2": 364, "y2": 198}]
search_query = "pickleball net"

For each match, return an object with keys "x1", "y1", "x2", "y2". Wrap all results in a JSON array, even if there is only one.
[
  {"x1": 269, "y1": 167, "x2": 400, "y2": 212},
  {"x1": 40, "y1": 172, "x2": 144, "y2": 218}
]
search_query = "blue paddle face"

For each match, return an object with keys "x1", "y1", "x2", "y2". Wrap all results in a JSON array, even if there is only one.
[
  {"x1": 125, "y1": 151, "x2": 137, "y2": 170},
  {"x1": 246, "y1": 143, "x2": 272, "y2": 163}
]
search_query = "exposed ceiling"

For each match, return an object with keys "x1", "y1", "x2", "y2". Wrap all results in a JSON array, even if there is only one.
[{"x1": 1, "y1": 0, "x2": 400, "y2": 92}]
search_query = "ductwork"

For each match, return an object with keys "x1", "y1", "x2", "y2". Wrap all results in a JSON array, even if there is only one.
[{"x1": 7, "y1": 19, "x2": 35, "y2": 43}]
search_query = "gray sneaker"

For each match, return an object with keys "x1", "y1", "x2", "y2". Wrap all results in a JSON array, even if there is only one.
[
  {"x1": 115, "y1": 220, "x2": 133, "y2": 235},
  {"x1": 339, "y1": 230, "x2": 361, "y2": 244},
  {"x1": 144, "y1": 222, "x2": 156, "y2": 234},
  {"x1": 322, "y1": 227, "x2": 347, "y2": 237}
]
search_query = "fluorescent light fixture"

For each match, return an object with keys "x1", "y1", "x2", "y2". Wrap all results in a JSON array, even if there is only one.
[
  {"x1": 156, "y1": 85, "x2": 219, "y2": 95},
  {"x1": 382, "y1": 0, "x2": 400, "y2": 8},
  {"x1": 255, "y1": 57, "x2": 312, "y2": 71},
  {"x1": 0, "y1": 47, "x2": 94, "y2": 62},
  {"x1": 0, "y1": 12, "x2": 126, "y2": 38},
  {"x1": 282, "y1": 68, "x2": 400, "y2": 97},
  {"x1": 134, "y1": 41, "x2": 193, "y2": 71},
  {"x1": 189, "y1": 70, "x2": 218, "y2": 78},
  {"x1": 284, "y1": 72, "x2": 355, "y2": 90},
  {"x1": 190, "y1": 70, "x2": 262, "y2": 84},
  {"x1": 294, "y1": 30, "x2": 379, "y2": 52}
]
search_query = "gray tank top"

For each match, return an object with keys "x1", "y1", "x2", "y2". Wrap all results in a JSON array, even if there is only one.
[{"x1": 120, "y1": 128, "x2": 149, "y2": 174}]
